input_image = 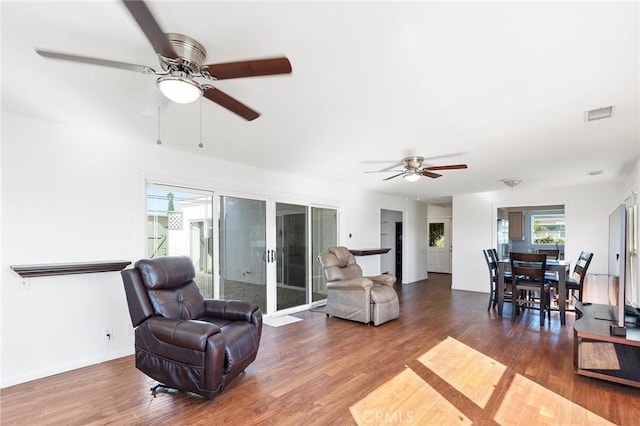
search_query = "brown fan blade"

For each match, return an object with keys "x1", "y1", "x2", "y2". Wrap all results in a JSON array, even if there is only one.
[
  {"x1": 421, "y1": 170, "x2": 442, "y2": 179},
  {"x1": 204, "y1": 57, "x2": 292, "y2": 80},
  {"x1": 383, "y1": 172, "x2": 405, "y2": 181},
  {"x1": 424, "y1": 164, "x2": 468, "y2": 171},
  {"x1": 123, "y1": 0, "x2": 178, "y2": 59},
  {"x1": 203, "y1": 86, "x2": 260, "y2": 121}
]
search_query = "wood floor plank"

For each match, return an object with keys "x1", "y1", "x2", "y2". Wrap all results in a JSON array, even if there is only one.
[{"x1": 2, "y1": 273, "x2": 640, "y2": 425}]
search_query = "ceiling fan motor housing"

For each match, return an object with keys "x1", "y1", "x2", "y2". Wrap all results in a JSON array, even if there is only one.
[
  {"x1": 161, "y1": 33, "x2": 207, "y2": 74},
  {"x1": 403, "y1": 156, "x2": 424, "y2": 170}
]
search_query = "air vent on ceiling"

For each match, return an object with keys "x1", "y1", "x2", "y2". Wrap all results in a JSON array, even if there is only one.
[{"x1": 585, "y1": 106, "x2": 613, "y2": 122}]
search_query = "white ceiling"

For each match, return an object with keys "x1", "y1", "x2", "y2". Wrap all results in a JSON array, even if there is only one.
[{"x1": 2, "y1": 1, "x2": 638, "y2": 203}]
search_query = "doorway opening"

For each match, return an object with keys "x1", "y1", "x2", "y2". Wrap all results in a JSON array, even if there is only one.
[
  {"x1": 381, "y1": 209, "x2": 403, "y2": 280},
  {"x1": 496, "y1": 204, "x2": 565, "y2": 260}
]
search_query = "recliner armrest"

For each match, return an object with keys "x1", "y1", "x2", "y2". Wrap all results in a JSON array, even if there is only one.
[
  {"x1": 147, "y1": 317, "x2": 220, "y2": 351},
  {"x1": 326, "y1": 277, "x2": 373, "y2": 290},
  {"x1": 204, "y1": 299, "x2": 261, "y2": 323},
  {"x1": 367, "y1": 274, "x2": 396, "y2": 286}
]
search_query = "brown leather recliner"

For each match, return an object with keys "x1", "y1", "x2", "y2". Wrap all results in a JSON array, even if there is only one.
[
  {"x1": 121, "y1": 256, "x2": 262, "y2": 400},
  {"x1": 318, "y1": 246, "x2": 399, "y2": 326}
]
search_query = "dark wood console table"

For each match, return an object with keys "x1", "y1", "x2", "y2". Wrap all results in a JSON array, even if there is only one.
[
  {"x1": 348, "y1": 248, "x2": 391, "y2": 256},
  {"x1": 574, "y1": 302, "x2": 640, "y2": 388}
]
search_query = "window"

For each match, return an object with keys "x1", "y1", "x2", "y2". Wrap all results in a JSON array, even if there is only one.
[
  {"x1": 531, "y1": 213, "x2": 565, "y2": 245},
  {"x1": 429, "y1": 222, "x2": 445, "y2": 247}
]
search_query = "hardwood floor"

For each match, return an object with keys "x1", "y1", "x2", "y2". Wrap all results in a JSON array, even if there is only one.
[{"x1": 2, "y1": 273, "x2": 640, "y2": 425}]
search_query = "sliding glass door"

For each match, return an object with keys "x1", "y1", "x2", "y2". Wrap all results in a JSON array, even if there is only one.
[
  {"x1": 147, "y1": 183, "x2": 338, "y2": 314},
  {"x1": 219, "y1": 196, "x2": 268, "y2": 313},
  {"x1": 311, "y1": 207, "x2": 337, "y2": 302},
  {"x1": 276, "y1": 203, "x2": 308, "y2": 311},
  {"x1": 146, "y1": 185, "x2": 214, "y2": 297}
]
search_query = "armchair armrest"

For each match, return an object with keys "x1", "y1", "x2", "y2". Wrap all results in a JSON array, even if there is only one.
[
  {"x1": 326, "y1": 277, "x2": 373, "y2": 290},
  {"x1": 368, "y1": 274, "x2": 396, "y2": 286},
  {"x1": 147, "y1": 317, "x2": 220, "y2": 351},
  {"x1": 204, "y1": 299, "x2": 261, "y2": 323}
]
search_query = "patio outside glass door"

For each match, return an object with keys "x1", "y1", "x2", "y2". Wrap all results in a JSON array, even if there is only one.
[
  {"x1": 146, "y1": 185, "x2": 214, "y2": 297},
  {"x1": 219, "y1": 196, "x2": 268, "y2": 314}
]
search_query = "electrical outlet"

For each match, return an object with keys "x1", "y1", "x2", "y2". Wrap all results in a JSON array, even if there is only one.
[{"x1": 104, "y1": 327, "x2": 113, "y2": 341}]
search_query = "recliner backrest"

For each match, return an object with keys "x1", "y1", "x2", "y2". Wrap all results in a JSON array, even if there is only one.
[
  {"x1": 318, "y1": 246, "x2": 363, "y2": 282},
  {"x1": 135, "y1": 256, "x2": 205, "y2": 320}
]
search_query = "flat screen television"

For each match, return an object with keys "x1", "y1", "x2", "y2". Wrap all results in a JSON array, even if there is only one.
[{"x1": 606, "y1": 204, "x2": 639, "y2": 334}]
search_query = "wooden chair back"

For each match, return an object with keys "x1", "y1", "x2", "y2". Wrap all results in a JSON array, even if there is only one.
[
  {"x1": 537, "y1": 249, "x2": 560, "y2": 260},
  {"x1": 572, "y1": 251, "x2": 594, "y2": 284}
]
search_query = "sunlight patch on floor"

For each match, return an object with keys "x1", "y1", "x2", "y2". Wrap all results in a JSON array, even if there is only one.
[
  {"x1": 349, "y1": 367, "x2": 471, "y2": 426},
  {"x1": 350, "y1": 336, "x2": 614, "y2": 425},
  {"x1": 494, "y1": 373, "x2": 615, "y2": 425},
  {"x1": 417, "y1": 336, "x2": 506, "y2": 409}
]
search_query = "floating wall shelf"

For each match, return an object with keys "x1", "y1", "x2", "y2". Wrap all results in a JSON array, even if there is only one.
[
  {"x1": 349, "y1": 248, "x2": 391, "y2": 256},
  {"x1": 10, "y1": 260, "x2": 131, "y2": 278}
]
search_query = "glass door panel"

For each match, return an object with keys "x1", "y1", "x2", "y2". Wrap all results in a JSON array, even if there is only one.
[
  {"x1": 276, "y1": 203, "x2": 308, "y2": 311},
  {"x1": 146, "y1": 186, "x2": 214, "y2": 297},
  {"x1": 427, "y1": 218, "x2": 451, "y2": 273},
  {"x1": 219, "y1": 196, "x2": 267, "y2": 314},
  {"x1": 311, "y1": 207, "x2": 337, "y2": 302}
]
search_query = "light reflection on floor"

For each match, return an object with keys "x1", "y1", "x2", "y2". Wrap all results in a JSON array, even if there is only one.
[
  {"x1": 418, "y1": 336, "x2": 506, "y2": 409},
  {"x1": 349, "y1": 337, "x2": 614, "y2": 425}
]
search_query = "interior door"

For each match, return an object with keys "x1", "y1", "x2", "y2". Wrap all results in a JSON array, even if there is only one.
[{"x1": 427, "y1": 218, "x2": 452, "y2": 273}]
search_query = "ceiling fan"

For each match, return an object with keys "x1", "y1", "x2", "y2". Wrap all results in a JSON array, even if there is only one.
[
  {"x1": 35, "y1": 0, "x2": 292, "y2": 121},
  {"x1": 367, "y1": 156, "x2": 468, "y2": 182}
]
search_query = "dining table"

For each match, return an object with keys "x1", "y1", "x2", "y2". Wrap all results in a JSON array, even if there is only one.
[{"x1": 497, "y1": 258, "x2": 572, "y2": 325}]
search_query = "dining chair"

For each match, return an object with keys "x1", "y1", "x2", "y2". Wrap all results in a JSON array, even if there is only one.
[
  {"x1": 483, "y1": 249, "x2": 512, "y2": 310},
  {"x1": 546, "y1": 251, "x2": 593, "y2": 305},
  {"x1": 510, "y1": 252, "x2": 552, "y2": 326},
  {"x1": 537, "y1": 248, "x2": 560, "y2": 260}
]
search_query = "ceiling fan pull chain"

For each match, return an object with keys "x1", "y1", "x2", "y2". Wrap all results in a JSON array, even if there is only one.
[
  {"x1": 198, "y1": 99, "x2": 204, "y2": 149},
  {"x1": 156, "y1": 105, "x2": 162, "y2": 146}
]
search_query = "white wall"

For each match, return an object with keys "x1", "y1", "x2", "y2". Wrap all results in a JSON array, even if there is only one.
[
  {"x1": 452, "y1": 181, "x2": 632, "y2": 293},
  {"x1": 0, "y1": 112, "x2": 425, "y2": 387}
]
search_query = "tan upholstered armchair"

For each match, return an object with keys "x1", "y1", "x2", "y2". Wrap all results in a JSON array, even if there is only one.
[{"x1": 318, "y1": 246, "x2": 399, "y2": 326}]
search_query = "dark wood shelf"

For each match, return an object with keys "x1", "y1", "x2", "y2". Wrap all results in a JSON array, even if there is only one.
[
  {"x1": 10, "y1": 260, "x2": 131, "y2": 278},
  {"x1": 574, "y1": 302, "x2": 640, "y2": 388},
  {"x1": 349, "y1": 248, "x2": 391, "y2": 256}
]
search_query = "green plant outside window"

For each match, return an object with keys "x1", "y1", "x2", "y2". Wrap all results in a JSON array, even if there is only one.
[
  {"x1": 429, "y1": 223, "x2": 445, "y2": 247},
  {"x1": 531, "y1": 213, "x2": 565, "y2": 244}
]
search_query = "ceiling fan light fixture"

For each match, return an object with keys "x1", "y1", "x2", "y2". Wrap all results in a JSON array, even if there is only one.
[
  {"x1": 157, "y1": 76, "x2": 202, "y2": 104},
  {"x1": 403, "y1": 172, "x2": 421, "y2": 182}
]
